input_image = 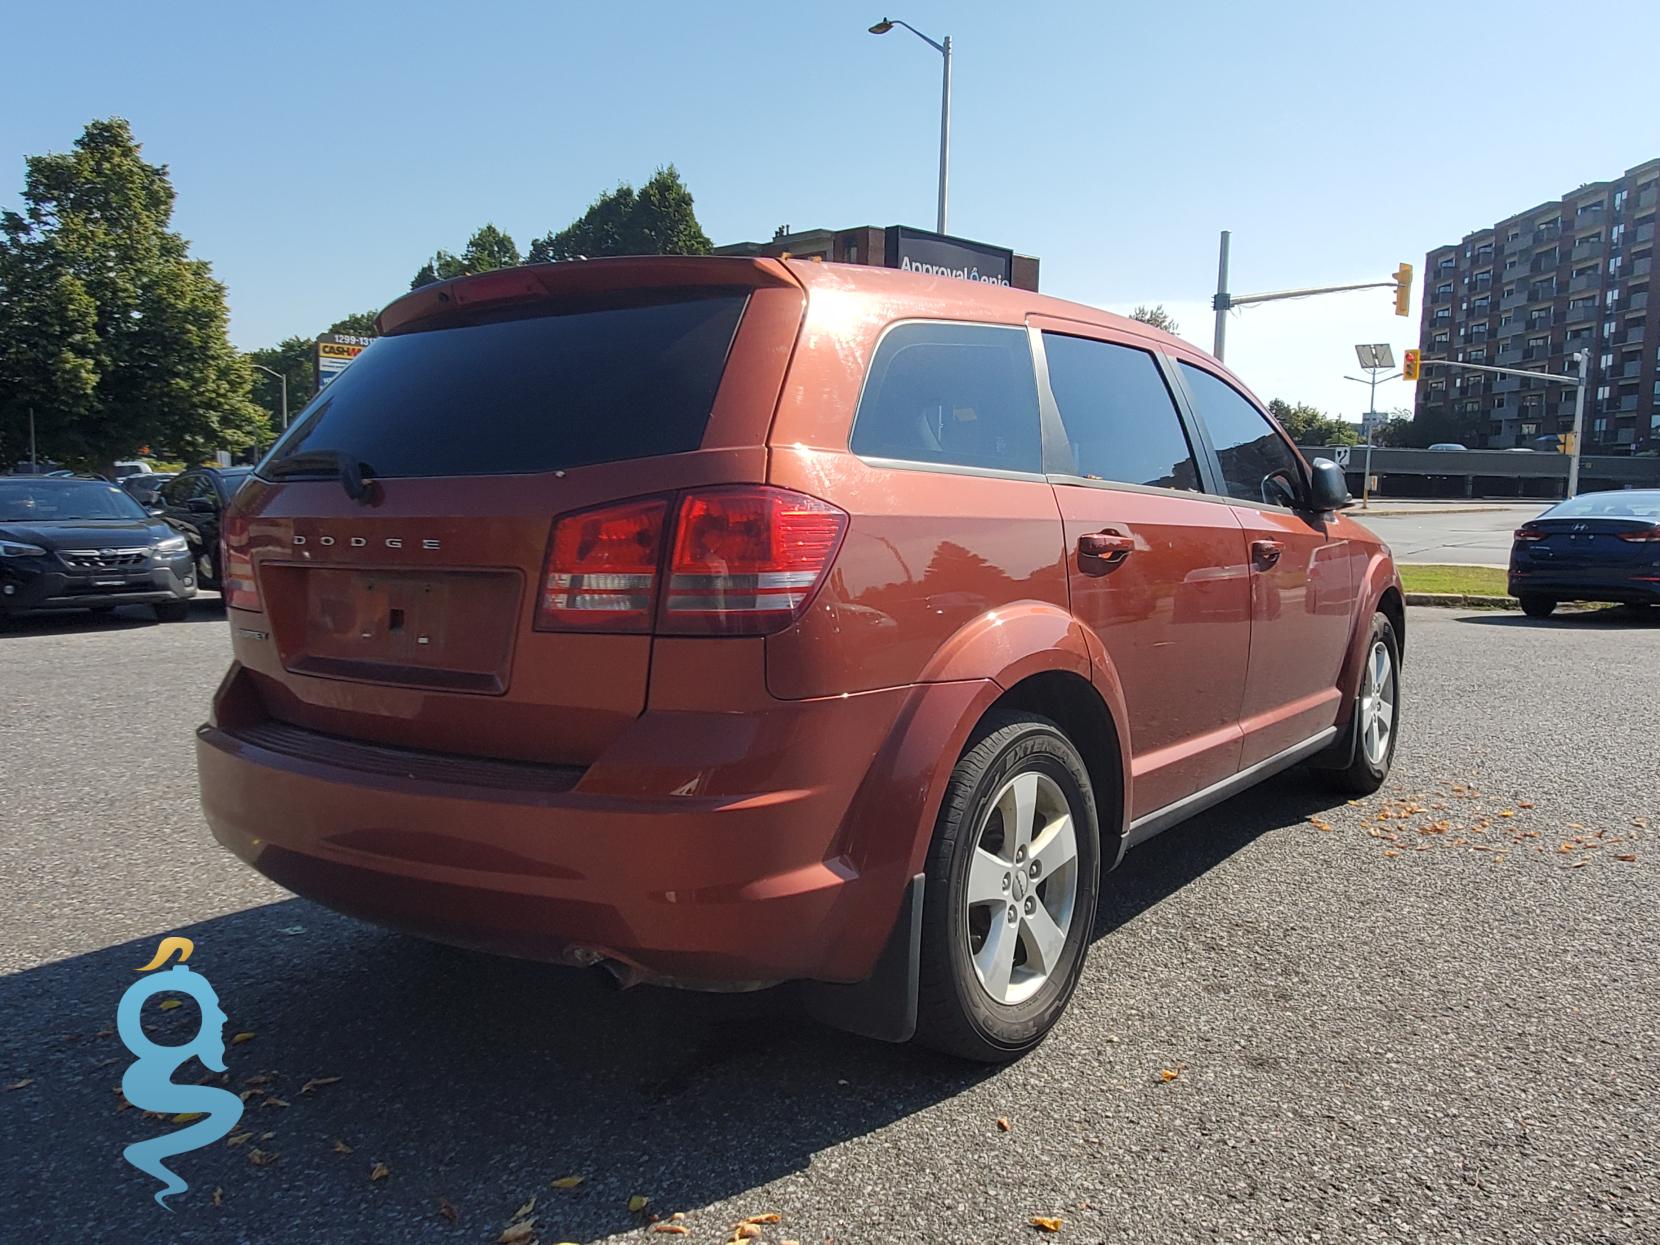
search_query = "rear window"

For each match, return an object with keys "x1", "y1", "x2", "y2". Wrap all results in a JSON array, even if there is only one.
[
  {"x1": 261, "y1": 293, "x2": 748, "y2": 479},
  {"x1": 850, "y1": 322, "x2": 1042, "y2": 475}
]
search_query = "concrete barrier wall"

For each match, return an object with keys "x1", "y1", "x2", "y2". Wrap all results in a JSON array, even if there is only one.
[{"x1": 1296, "y1": 445, "x2": 1660, "y2": 499}]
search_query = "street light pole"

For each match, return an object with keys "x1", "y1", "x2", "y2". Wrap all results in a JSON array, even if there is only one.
[
  {"x1": 1344, "y1": 368, "x2": 1401, "y2": 510},
  {"x1": 1567, "y1": 348, "x2": 1589, "y2": 498},
  {"x1": 249, "y1": 363, "x2": 289, "y2": 430},
  {"x1": 869, "y1": 18, "x2": 952, "y2": 235}
]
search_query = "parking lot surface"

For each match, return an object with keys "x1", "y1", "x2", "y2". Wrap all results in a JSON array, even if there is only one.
[
  {"x1": 1, "y1": 602, "x2": 1655, "y2": 1244},
  {"x1": 1352, "y1": 504, "x2": 1544, "y2": 566}
]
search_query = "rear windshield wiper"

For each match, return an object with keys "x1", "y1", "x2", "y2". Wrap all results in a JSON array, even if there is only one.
[{"x1": 265, "y1": 450, "x2": 376, "y2": 503}]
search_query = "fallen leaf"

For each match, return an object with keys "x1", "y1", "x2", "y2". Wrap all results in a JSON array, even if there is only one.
[
  {"x1": 1634, "y1": 817, "x2": 1650, "y2": 829},
  {"x1": 369, "y1": 1161, "x2": 391, "y2": 1182},
  {"x1": 212, "y1": 1186, "x2": 223, "y2": 1207},
  {"x1": 731, "y1": 1226, "x2": 761, "y2": 1241},
  {"x1": 628, "y1": 1195, "x2": 651, "y2": 1214},
  {"x1": 158, "y1": 999, "x2": 183, "y2": 1012},
  {"x1": 171, "y1": 1111, "x2": 206, "y2": 1124},
  {"x1": 243, "y1": 1074, "x2": 273, "y2": 1086},
  {"x1": 225, "y1": 1130, "x2": 254, "y2": 1147},
  {"x1": 259, "y1": 1131, "x2": 274, "y2": 1141},
  {"x1": 437, "y1": 1198, "x2": 459, "y2": 1224},
  {"x1": 511, "y1": 1197, "x2": 537, "y2": 1221},
  {"x1": 549, "y1": 1174, "x2": 585, "y2": 1189},
  {"x1": 1517, "y1": 801, "x2": 1535, "y2": 809},
  {"x1": 4, "y1": 1079, "x2": 32, "y2": 1091},
  {"x1": 497, "y1": 1223, "x2": 535, "y2": 1245},
  {"x1": 263, "y1": 1097, "x2": 291, "y2": 1109},
  {"x1": 300, "y1": 1076, "x2": 342, "y2": 1094},
  {"x1": 1615, "y1": 853, "x2": 1637, "y2": 862},
  {"x1": 1382, "y1": 849, "x2": 1400, "y2": 858},
  {"x1": 331, "y1": 1139, "x2": 354, "y2": 1154},
  {"x1": 996, "y1": 1116, "x2": 1012, "y2": 1132},
  {"x1": 1158, "y1": 1068, "x2": 1180, "y2": 1082},
  {"x1": 1030, "y1": 1216, "x2": 1064, "y2": 1233},
  {"x1": 742, "y1": 1214, "x2": 782, "y2": 1225},
  {"x1": 231, "y1": 1032, "x2": 256, "y2": 1044},
  {"x1": 652, "y1": 1226, "x2": 689, "y2": 1236},
  {"x1": 247, "y1": 1148, "x2": 276, "y2": 1166}
]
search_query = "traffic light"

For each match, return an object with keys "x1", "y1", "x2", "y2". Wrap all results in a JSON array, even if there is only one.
[
  {"x1": 1394, "y1": 263, "x2": 1413, "y2": 316},
  {"x1": 1402, "y1": 348, "x2": 1421, "y2": 382}
]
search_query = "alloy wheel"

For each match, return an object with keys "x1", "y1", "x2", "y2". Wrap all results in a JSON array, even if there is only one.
[
  {"x1": 1359, "y1": 639, "x2": 1395, "y2": 767},
  {"x1": 962, "y1": 770, "x2": 1080, "y2": 1006}
]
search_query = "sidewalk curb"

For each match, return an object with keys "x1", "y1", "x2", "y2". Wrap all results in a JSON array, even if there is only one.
[
  {"x1": 1404, "y1": 592, "x2": 1518, "y2": 609},
  {"x1": 1355, "y1": 506, "x2": 1519, "y2": 517}
]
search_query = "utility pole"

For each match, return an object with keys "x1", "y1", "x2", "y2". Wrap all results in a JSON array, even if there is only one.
[
  {"x1": 937, "y1": 34, "x2": 952, "y2": 235},
  {"x1": 1567, "y1": 348, "x2": 1589, "y2": 498},
  {"x1": 1345, "y1": 346, "x2": 1400, "y2": 510},
  {"x1": 1213, "y1": 230, "x2": 1230, "y2": 359},
  {"x1": 250, "y1": 363, "x2": 290, "y2": 430},
  {"x1": 1210, "y1": 232, "x2": 1412, "y2": 363},
  {"x1": 1413, "y1": 351, "x2": 1590, "y2": 497}
]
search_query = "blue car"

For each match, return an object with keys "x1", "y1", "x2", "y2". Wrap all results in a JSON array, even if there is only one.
[{"x1": 1509, "y1": 489, "x2": 1660, "y2": 618}]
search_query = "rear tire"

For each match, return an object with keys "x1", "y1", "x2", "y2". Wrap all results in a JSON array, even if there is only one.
[
  {"x1": 1321, "y1": 612, "x2": 1401, "y2": 796},
  {"x1": 1519, "y1": 595, "x2": 1557, "y2": 619},
  {"x1": 913, "y1": 711, "x2": 1101, "y2": 1062},
  {"x1": 154, "y1": 601, "x2": 191, "y2": 622}
]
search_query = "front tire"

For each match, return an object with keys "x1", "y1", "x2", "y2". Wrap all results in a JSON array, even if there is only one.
[
  {"x1": 1321, "y1": 612, "x2": 1401, "y2": 795},
  {"x1": 1519, "y1": 595, "x2": 1557, "y2": 619},
  {"x1": 913, "y1": 712, "x2": 1101, "y2": 1062}
]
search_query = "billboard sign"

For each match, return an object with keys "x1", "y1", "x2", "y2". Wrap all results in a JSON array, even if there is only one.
[
  {"x1": 315, "y1": 334, "x2": 375, "y2": 392},
  {"x1": 884, "y1": 225, "x2": 1014, "y2": 286}
]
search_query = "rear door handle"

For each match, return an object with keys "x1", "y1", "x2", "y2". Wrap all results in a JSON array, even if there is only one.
[
  {"x1": 1078, "y1": 531, "x2": 1135, "y2": 572},
  {"x1": 1251, "y1": 539, "x2": 1284, "y2": 568}
]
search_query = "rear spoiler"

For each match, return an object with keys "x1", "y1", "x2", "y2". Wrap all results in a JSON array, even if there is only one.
[{"x1": 377, "y1": 256, "x2": 802, "y2": 337}]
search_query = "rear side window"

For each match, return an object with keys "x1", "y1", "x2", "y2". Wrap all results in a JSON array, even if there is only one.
[
  {"x1": 851, "y1": 323, "x2": 1042, "y2": 474},
  {"x1": 1178, "y1": 363, "x2": 1304, "y2": 506},
  {"x1": 262, "y1": 294, "x2": 748, "y2": 478},
  {"x1": 1041, "y1": 333, "x2": 1201, "y2": 491}
]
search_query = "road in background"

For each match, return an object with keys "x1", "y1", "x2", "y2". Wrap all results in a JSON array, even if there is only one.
[
  {"x1": 1, "y1": 605, "x2": 1656, "y2": 1243},
  {"x1": 1351, "y1": 502, "x2": 1544, "y2": 565}
]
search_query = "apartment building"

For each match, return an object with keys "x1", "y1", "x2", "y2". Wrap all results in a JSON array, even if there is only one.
[{"x1": 1416, "y1": 159, "x2": 1658, "y2": 452}]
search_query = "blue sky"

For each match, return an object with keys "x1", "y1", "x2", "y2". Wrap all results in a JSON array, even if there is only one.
[{"x1": 4, "y1": 0, "x2": 1657, "y2": 421}]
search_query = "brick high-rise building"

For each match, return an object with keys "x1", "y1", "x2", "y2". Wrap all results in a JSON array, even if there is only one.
[{"x1": 1416, "y1": 159, "x2": 1659, "y2": 453}]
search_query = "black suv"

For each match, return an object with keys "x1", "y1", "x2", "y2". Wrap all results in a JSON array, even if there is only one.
[
  {"x1": 0, "y1": 477, "x2": 197, "y2": 622},
  {"x1": 152, "y1": 467, "x2": 250, "y2": 590}
]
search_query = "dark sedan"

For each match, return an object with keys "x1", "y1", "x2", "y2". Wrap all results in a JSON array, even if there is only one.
[
  {"x1": 151, "y1": 466, "x2": 250, "y2": 590},
  {"x1": 1509, "y1": 489, "x2": 1660, "y2": 618},
  {"x1": 0, "y1": 478, "x2": 197, "y2": 623}
]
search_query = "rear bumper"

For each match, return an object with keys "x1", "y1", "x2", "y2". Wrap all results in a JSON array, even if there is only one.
[
  {"x1": 0, "y1": 557, "x2": 195, "y2": 615},
  {"x1": 196, "y1": 671, "x2": 938, "y2": 985},
  {"x1": 1507, "y1": 568, "x2": 1660, "y2": 604}
]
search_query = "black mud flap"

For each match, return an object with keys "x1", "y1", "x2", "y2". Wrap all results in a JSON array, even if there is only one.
[{"x1": 801, "y1": 873, "x2": 923, "y2": 1044}]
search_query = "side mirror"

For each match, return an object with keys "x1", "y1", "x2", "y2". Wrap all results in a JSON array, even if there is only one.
[
  {"x1": 1307, "y1": 458, "x2": 1352, "y2": 512},
  {"x1": 146, "y1": 504, "x2": 166, "y2": 517}
]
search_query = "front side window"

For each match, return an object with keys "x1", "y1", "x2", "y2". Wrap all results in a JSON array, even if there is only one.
[
  {"x1": 1177, "y1": 364, "x2": 1304, "y2": 508},
  {"x1": 851, "y1": 322, "x2": 1042, "y2": 474},
  {"x1": 1041, "y1": 333, "x2": 1200, "y2": 491}
]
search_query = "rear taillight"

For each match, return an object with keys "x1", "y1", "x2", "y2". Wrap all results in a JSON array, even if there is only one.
[
  {"x1": 534, "y1": 486, "x2": 847, "y2": 637},
  {"x1": 1617, "y1": 529, "x2": 1660, "y2": 542},
  {"x1": 661, "y1": 487, "x2": 847, "y2": 635},
  {"x1": 535, "y1": 497, "x2": 669, "y2": 633},
  {"x1": 221, "y1": 510, "x2": 260, "y2": 611},
  {"x1": 1513, "y1": 528, "x2": 1545, "y2": 542}
]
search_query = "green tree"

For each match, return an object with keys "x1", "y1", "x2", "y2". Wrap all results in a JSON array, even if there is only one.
[
  {"x1": 410, "y1": 222, "x2": 521, "y2": 289},
  {"x1": 1369, "y1": 410, "x2": 1415, "y2": 447},
  {"x1": 0, "y1": 118, "x2": 267, "y2": 472},
  {"x1": 1268, "y1": 398, "x2": 1359, "y2": 447},
  {"x1": 526, "y1": 166, "x2": 712, "y2": 263},
  {"x1": 1128, "y1": 304, "x2": 1180, "y2": 335}
]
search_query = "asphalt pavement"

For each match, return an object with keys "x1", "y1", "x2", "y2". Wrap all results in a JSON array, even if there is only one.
[
  {"x1": 1, "y1": 601, "x2": 1656, "y2": 1244},
  {"x1": 1349, "y1": 503, "x2": 1546, "y2": 566}
]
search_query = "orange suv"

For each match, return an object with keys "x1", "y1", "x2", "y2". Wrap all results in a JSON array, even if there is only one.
[{"x1": 197, "y1": 257, "x2": 1402, "y2": 1060}]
